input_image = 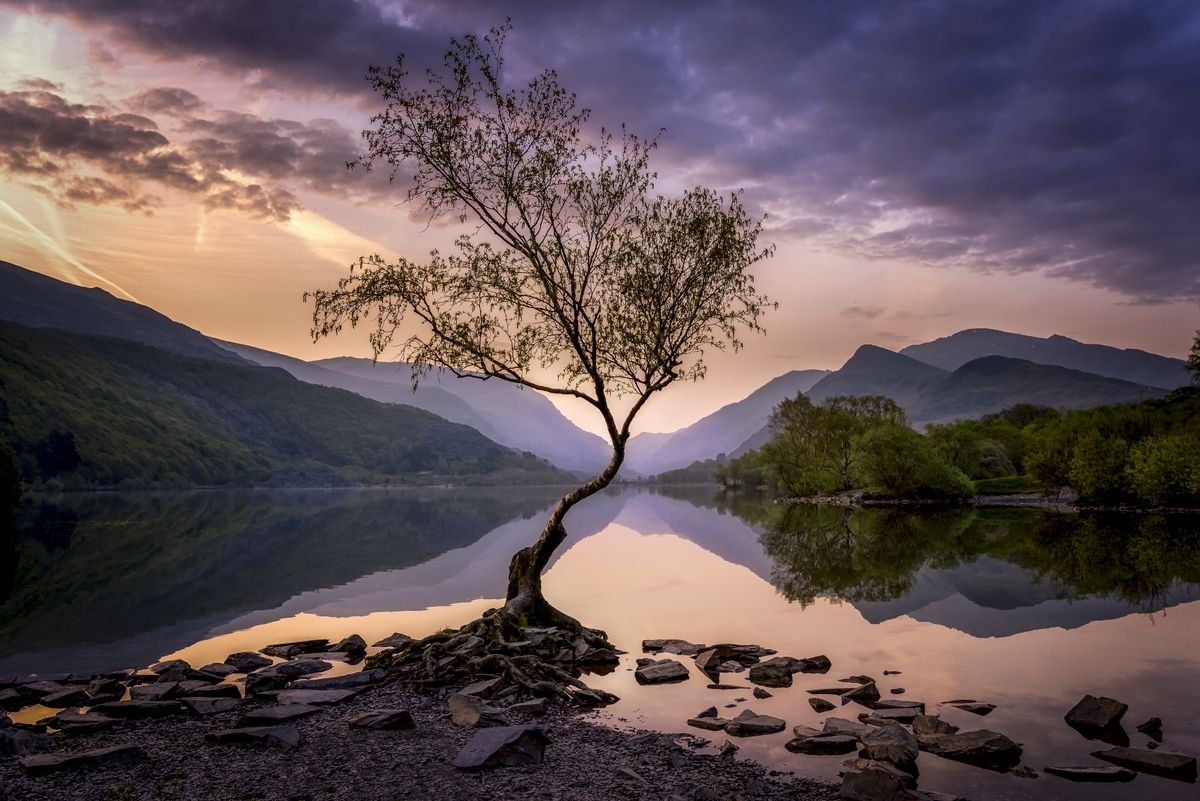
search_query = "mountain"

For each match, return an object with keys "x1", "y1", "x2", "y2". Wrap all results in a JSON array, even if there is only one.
[
  {"x1": 625, "y1": 369, "x2": 830, "y2": 475},
  {"x1": 312, "y1": 357, "x2": 612, "y2": 475},
  {"x1": 900, "y1": 328, "x2": 1190, "y2": 390},
  {"x1": 807, "y1": 345, "x2": 948, "y2": 407},
  {"x1": 0, "y1": 321, "x2": 568, "y2": 489},
  {"x1": 0, "y1": 261, "x2": 245, "y2": 365}
]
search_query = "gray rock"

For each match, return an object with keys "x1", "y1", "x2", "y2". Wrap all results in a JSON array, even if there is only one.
[
  {"x1": 153, "y1": 667, "x2": 190, "y2": 683},
  {"x1": 206, "y1": 725, "x2": 300, "y2": 750},
  {"x1": 261, "y1": 639, "x2": 329, "y2": 658},
  {"x1": 330, "y1": 634, "x2": 367, "y2": 655},
  {"x1": 372, "y1": 632, "x2": 413, "y2": 648},
  {"x1": 861, "y1": 723, "x2": 919, "y2": 773},
  {"x1": 809, "y1": 697, "x2": 836, "y2": 713},
  {"x1": 1044, "y1": 765, "x2": 1138, "y2": 782},
  {"x1": 823, "y1": 717, "x2": 873, "y2": 738},
  {"x1": 39, "y1": 686, "x2": 90, "y2": 708},
  {"x1": 890, "y1": 688, "x2": 906, "y2": 695},
  {"x1": 920, "y1": 729, "x2": 1023, "y2": 772},
  {"x1": 452, "y1": 725, "x2": 549, "y2": 769},
  {"x1": 912, "y1": 715, "x2": 958, "y2": 737},
  {"x1": 860, "y1": 709, "x2": 922, "y2": 726},
  {"x1": 747, "y1": 656, "x2": 799, "y2": 688},
  {"x1": 1091, "y1": 746, "x2": 1197, "y2": 782},
  {"x1": 224, "y1": 652, "x2": 272, "y2": 673},
  {"x1": 51, "y1": 709, "x2": 117, "y2": 733},
  {"x1": 951, "y1": 701, "x2": 996, "y2": 716},
  {"x1": 687, "y1": 717, "x2": 730, "y2": 731},
  {"x1": 292, "y1": 669, "x2": 384, "y2": 691},
  {"x1": 785, "y1": 733, "x2": 858, "y2": 755},
  {"x1": 448, "y1": 693, "x2": 508, "y2": 727},
  {"x1": 346, "y1": 709, "x2": 414, "y2": 730},
  {"x1": 1010, "y1": 764, "x2": 1038, "y2": 779},
  {"x1": 179, "y1": 696, "x2": 241, "y2": 716},
  {"x1": 91, "y1": 700, "x2": 183, "y2": 719},
  {"x1": 634, "y1": 658, "x2": 690, "y2": 684},
  {"x1": 694, "y1": 649, "x2": 722, "y2": 673},
  {"x1": 642, "y1": 639, "x2": 706, "y2": 656},
  {"x1": 843, "y1": 681, "x2": 881, "y2": 706},
  {"x1": 274, "y1": 688, "x2": 358, "y2": 706},
  {"x1": 839, "y1": 759, "x2": 921, "y2": 801},
  {"x1": 237, "y1": 704, "x2": 322, "y2": 726},
  {"x1": 725, "y1": 709, "x2": 786, "y2": 737},
  {"x1": 19, "y1": 744, "x2": 147, "y2": 776},
  {"x1": 183, "y1": 669, "x2": 225, "y2": 684},
  {"x1": 1065, "y1": 694, "x2": 1128, "y2": 731}
]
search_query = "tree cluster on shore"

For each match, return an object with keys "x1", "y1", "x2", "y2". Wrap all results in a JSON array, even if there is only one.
[{"x1": 716, "y1": 384, "x2": 1200, "y2": 508}]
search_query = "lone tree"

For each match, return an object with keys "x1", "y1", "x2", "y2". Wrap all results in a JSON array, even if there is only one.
[{"x1": 310, "y1": 25, "x2": 772, "y2": 642}]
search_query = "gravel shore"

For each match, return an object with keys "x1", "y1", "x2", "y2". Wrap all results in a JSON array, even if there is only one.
[{"x1": 1, "y1": 679, "x2": 840, "y2": 801}]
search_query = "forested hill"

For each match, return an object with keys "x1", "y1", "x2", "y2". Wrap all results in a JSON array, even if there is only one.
[{"x1": 0, "y1": 321, "x2": 568, "y2": 489}]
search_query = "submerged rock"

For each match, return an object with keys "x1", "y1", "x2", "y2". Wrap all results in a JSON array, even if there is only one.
[
  {"x1": 687, "y1": 717, "x2": 730, "y2": 731},
  {"x1": 19, "y1": 744, "x2": 147, "y2": 776},
  {"x1": 452, "y1": 725, "x2": 549, "y2": 769},
  {"x1": 206, "y1": 725, "x2": 301, "y2": 750},
  {"x1": 1091, "y1": 746, "x2": 1197, "y2": 782},
  {"x1": 346, "y1": 709, "x2": 414, "y2": 730},
  {"x1": 1045, "y1": 765, "x2": 1137, "y2": 782},
  {"x1": 634, "y1": 659, "x2": 690, "y2": 684}
]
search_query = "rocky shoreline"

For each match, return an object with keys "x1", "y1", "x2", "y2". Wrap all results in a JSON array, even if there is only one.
[{"x1": 1, "y1": 640, "x2": 839, "y2": 801}]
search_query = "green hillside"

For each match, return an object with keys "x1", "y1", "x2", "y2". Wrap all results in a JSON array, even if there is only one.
[{"x1": 0, "y1": 321, "x2": 567, "y2": 489}]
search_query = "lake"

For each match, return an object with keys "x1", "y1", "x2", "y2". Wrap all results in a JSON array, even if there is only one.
[{"x1": 3, "y1": 487, "x2": 1198, "y2": 799}]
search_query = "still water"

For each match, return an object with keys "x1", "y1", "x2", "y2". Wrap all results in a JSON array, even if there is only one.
[{"x1": 2, "y1": 487, "x2": 1198, "y2": 800}]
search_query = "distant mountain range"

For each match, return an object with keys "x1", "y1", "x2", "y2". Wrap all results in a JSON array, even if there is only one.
[
  {"x1": 900, "y1": 328, "x2": 1191, "y2": 390},
  {"x1": 0, "y1": 261, "x2": 1187, "y2": 481}
]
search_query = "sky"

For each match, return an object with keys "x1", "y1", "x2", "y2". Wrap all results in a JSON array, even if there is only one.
[{"x1": 1, "y1": 1, "x2": 1197, "y2": 436}]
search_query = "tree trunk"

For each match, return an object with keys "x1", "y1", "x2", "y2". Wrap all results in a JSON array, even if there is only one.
[{"x1": 503, "y1": 444, "x2": 624, "y2": 629}]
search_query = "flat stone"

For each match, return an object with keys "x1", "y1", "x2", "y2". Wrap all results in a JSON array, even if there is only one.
[
  {"x1": 257, "y1": 658, "x2": 332, "y2": 679},
  {"x1": 346, "y1": 709, "x2": 414, "y2": 729},
  {"x1": 224, "y1": 652, "x2": 272, "y2": 673},
  {"x1": 861, "y1": 723, "x2": 919, "y2": 772},
  {"x1": 1091, "y1": 746, "x2": 1197, "y2": 782},
  {"x1": 725, "y1": 709, "x2": 786, "y2": 737},
  {"x1": 51, "y1": 709, "x2": 117, "y2": 733},
  {"x1": 261, "y1": 639, "x2": 329, "y2": 659},
  {"x1": 372, "y1": 632, "x2": 413, "y2": 648},
  {"x1": 206, "y1": 725, "x2": 300, "y2": 750},
  {"x1": 19, "y1": 744, "x2": 147, "y2": 776},
  {"x1": 807, "y1": 687, "x2": 852, "y2": 696},
  {"x1": 458, "y1": 677, "x2": 503, "y2": 698},
  {"x1": 706, "y1": 683, "x2": 749, "y2": 690},
  {"x1": 198, "y1": 663, "x2": 238, "y2": 678},
  {"x1": 181, "y1": 683, "x2": 241, "y2": 700},
  {"x1": 1045, "y1": 765, "x2": 1138, "y2": 782},
  {"x1": 91, "y1": 700, "x2": 183, "y2": 719},
  {"x1": 452, "y1": 725, "x2": 549, "y2": 769},
  {"x1": 448, "y1": 693, "x2": 508, "y2": 728},
  {"x1": 17, "y1": 680, "x2": 65, "y2": 700},
  {"x1": 634, "y1": 658, "x2": 690, "y2": 685},
  {"x1": 507, "y1": 698, "x2": 547, "y2": 716},
  {"x1": 237, "y1": 704, "x2": 322, "y2": 726},
  {"x1": 809, "y1": 697, "x2": 836, "y2": 713},
  {"x1": 951, "y1": 701, "x2": 996, "y2": 716},
  {"x1": 39, "y1": 686, "x2": 90, "y2": 708},
  {"x1": 753, "y1": 687, "x2": 772, "y2": 700},
  {"x1": 131, "y1": 682, "x2": 179, "y2": 701},
  {"x1": 274, "y1": 689, "x2": 357, "y2": 706},
  {"x1": 920, "y1": 729, "x2": 1023, "y2": 772},
  {"x1": 180, "y1": 696, "x2": 241, "y2": 715},
  {"x1": 687, "y1": 717, "x2": 730, "y2": 731},
  {"x1": 642, "y1": 639, "x2": 706, "y2": 656},
  {"x1": 292, "y1": 669, "x2": 384, "y2": 691},
  {"x1": 785, "y1": 733, "x2": 858, "y2": 755}
]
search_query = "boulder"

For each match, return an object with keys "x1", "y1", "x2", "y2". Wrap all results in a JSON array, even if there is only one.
[
  {"x1": 1091, "y1": 746, "x2": 1197, "y2": 782},
  {"x1": 951, "y1": 701, "x2": 995, "y2": 716},
  {"x1": 87, "y1": 678, "x2": 125, "y2": 697},
  {"x1": 330, "y1": 634, "x2": 367, "y2": 655},
  {"x1": 861, "y1": 723, "x2": 919, "y2": 774},
  {"x1": 725, "y1": 709, "x2": 786, "y2": 737},
  {"x1": 346, "y1": 709, "x2": 414, "y2": 730},
  {"x1": 39, "y1": 686, "x2": 90, "y2": 708},
  {"x1": 261, "y1": 639, "x2": 329, "y2": 658},
  {"x1": 1065, "y1": 695, "x2": 1128, "y2": 732},
  {"x1": 642, "y1": 639, "x2": 706, "y2": 656},
  {"x1": 206, "y1": 725, "x2": 300, "y2": 750},
  {"x1": 747, "y1": 656, "x2": 799, "y2": 688},
  {"x1": 19, "y1": 744, "x2": 147, "y2": 776},
  {"x1": 372, "y1": 632, "x2": 414, "y2": 648},
  {"x1": 843, "y1": 682, "x2": 881, "y2": 706},
  {"x1": 274, "y1": 688, "x2": 357, "y2": 707},
  {"x1": 919, "y1": 729, "x2": 1022, "y2": 772},
  {"x1": 1044, "y1": 765, "x2": 1137, "y2": 782},
  {"x1": 634, "y1": 659, "x2": 690, "y2": 684},
  {"x1": 839, "y1": 759, "x2": 921, "y2": 801},
  {"x1": 91, "y1": 700, "x2": 183, "y2": 719},
  {"x1": 180, "y1": 697, "x2": 241, "y2": 716},
  {"x1": 237, "y1": 704, "x2": 322, "y2": 726},
  {"x1": 809, "y1": 698, "x2": 836, "y2": 713},
  {"x1": 292, "y1": 669, "x2": 384, "y2": 691},
  {"x1": 786, "y1": 733, "x2": 858, "y2": 755},
  {"x1": 51, "y1": 709, "x2": 117, "y2": 734},
  {"x1": 150, "y1": 659, "x2": 190, "y2": 674},
  {"x1": 452, "y1": 725, "x2": 549, "y2": 769},
  {"x1": 448, "y1": 693, "x2": 508, "y2": 728},
  {"x1": 224, "y1": 652, "x2": 272, "y2": 673}
]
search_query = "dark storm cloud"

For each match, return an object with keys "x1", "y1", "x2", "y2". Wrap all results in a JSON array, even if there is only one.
[{"x1": 7, "y1": 0, "x2": 1200, "y2": 300}]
